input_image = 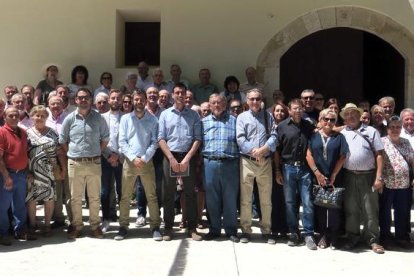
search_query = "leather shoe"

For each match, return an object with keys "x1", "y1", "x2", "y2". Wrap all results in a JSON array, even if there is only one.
[
  {"x1": 204, "y1": 232, "x2": 220, "y2": 241},
  {"x1": 188, "y1": 230, "x2": 202, "y2": 241},
  {"x1": 163, "y1": 229, "x2": 173, "y2": 241},
  {"x1": 67, "y1": 229, "x2": 82, "y2": 240},
  {"x1": 15, "y1": 231, "x2": 37, "y2": 241},
  {"x1": 90, "y1": 228, "x2": 104, "y2": 239}
]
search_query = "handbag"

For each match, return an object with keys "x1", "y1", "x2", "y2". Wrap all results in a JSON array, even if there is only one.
[{"x1": 313, "y1": 185, "x2": 345, "y2": 209}]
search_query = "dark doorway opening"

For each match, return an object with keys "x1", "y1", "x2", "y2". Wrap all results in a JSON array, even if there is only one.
[{"x1": 280, "y1": 27, "x2": 405, "y2": 112}]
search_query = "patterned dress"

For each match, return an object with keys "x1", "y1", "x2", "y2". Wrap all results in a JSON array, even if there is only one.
[{"x1": 25, "y1": 127, "x2": 59, "y2": 202}]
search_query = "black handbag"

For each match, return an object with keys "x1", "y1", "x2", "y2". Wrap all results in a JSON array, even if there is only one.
[{"x1": 313, "y1": 185, "x2": 345, "y2": 209}]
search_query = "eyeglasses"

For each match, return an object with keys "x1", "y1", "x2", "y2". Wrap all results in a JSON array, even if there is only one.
[
  {"x1": 76, "y1": 96, "x2": 90, "y2": 101},
  {"x1": 322, "y1": 117, "x2": 336, "y2": 123},
  {"x1": 230, "y1": 105, "x2": 241, "y2": 110},
  {"x1": 301, "y1": 96, "x2": 315, "y2": 100},
  {"x1": 248, "y1": 97, "x2": 262, "y2": 102}
]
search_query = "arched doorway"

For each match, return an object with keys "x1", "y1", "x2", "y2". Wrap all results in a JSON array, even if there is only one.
[
  {"x1": 257, "y1": 6, "x2": 414, "y2": 109},
  {"x1": 279, "y1": 27, "x2": 405, "y2": 111}
]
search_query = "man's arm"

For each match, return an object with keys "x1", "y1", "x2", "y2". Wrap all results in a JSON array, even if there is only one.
[
  {"x1": 159, "y1": 139, "x2": 180, "y2": 172},
  {"x1": 0, "y1": 150, "x2": 12, "y2": 190},
  {"x1": 180, "y1": 140, "x2": 201, "y2": 172},
  {"x1": 373, "y1": 150, "x2": 384, "y2": 192}
]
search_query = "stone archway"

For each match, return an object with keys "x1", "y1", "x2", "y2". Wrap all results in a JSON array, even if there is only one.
[{"x1": 257, "y1": 6, "x2": 414, "y2": 107}]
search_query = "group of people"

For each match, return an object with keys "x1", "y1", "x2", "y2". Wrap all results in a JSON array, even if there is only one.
[{"x1": 0, "y1": 62, "x2": 413, "y2": 256}]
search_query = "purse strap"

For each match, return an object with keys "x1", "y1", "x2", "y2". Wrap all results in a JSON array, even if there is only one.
[
  {"x1": 353, "y1": 130, "x2": 376, "y2": 157},
  {"x1": 388, "y1": 137, "x2": 411, "y2": 168}
]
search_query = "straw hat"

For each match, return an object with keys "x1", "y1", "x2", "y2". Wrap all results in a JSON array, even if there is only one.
[
  {"x1": 339, "y1": 103, "x2": 364, "y2": 119},
  {"x1": 42, "y1": 63, "x2": 60, "y2": 78}
]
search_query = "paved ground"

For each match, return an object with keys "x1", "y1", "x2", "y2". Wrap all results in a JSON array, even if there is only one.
[{"x1": 1, "y1": 208, "x2": 414, "y2": 276}]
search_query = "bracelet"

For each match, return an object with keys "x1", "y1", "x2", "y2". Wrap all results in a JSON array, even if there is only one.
[{"x1": 312, "y1": 166, "x2": 318, "y2": 173}]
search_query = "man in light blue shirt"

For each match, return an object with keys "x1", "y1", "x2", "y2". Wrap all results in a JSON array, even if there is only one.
[
  {"x1": 236, "y1": 88, "x2": 277, "y2": 244},
  {"x1": 59, "y1": 88, "x2": 109, "y2": 240},
  {"x1": 158, "y1": 82, "x2": 203, "y2": 241},
  {"x1": 115, "y1": 90, "x2": 162, "y2": 241}
]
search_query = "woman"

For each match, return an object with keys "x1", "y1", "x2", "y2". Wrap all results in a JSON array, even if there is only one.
[
  {"x1": 34, "y1": 64, "x2": 63, "y2": 105},
  {"x1": 93, "y1": 72, "x2": 112, "y2": 100},
  {"x1": 120, "y1": 72, "x2": 138, "y2": 95},
  {"x1": 68, "y1": 65, "x2": 93, "y2": 98},
  {"x1": 324, "y1": 98, "x2": 344, "y2": 129},
  {"x1": 379, "y1": 116, "x2": 414, "y2": 249},
  {"x1": 26, "y1": 106, "x2": 66, "y2": 236},
  {"x1": 306, "y1": 108, "x2": 349, "y2": 249},
  {"x1": 370, "y1": 105, "x2": 387, "y2": 137},
  {"x1": 270, "y1": 101, "x2": 289, "y2": 238},
  {"x1": 121, "y1": 94, "x2": 133, "y2": 113},
  {"x1": 220, "y1": 76, "x2": 246, "y2": 105},
  {"x1": 361, "y1": 110, "x2": 371, "y2": 126}
]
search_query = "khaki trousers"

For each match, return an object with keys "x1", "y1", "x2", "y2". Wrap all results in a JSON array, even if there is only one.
[
  {"x1": 119, "y1": 159, "x2": 160, "y2": 229},
  {"x1": 68, "y1": 158, "x2": 102, "y2": 230},
  {"x1": 240, "y1": 157, "x2": 272, "y2": 234}
]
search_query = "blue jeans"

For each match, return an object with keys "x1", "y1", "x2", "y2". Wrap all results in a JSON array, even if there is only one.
[
  {"x1": 0, "y1": 170, "x2": 28, "y2": 235},
  {"x1": 100, "y1": 157, "x2": 122, "y2": 220},
  {"x1": 283, "y1": 164, "x2": 314, "y2": 236},
  {"x1": 204, "y1": 158, "x2": 239, "y2": 236}
]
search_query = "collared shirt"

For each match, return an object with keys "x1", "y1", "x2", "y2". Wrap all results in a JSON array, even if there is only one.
[
  {"x1": 276, "y1": 117, "x2": 315, "y2": 163},
  {"x1": 191, "y1": 83, "x2": 219, "y2": 104},
  {"x1": 93, "y1": 85, "x2": 110, "y2": 101},
  {"x1": 101, "y1": 110, "x2": 123, "y2": 157},
  {"x1": 158, "y1": 106, "x2": 202, "y2": 152},
  {"x1": 341, "y1": 124, "x2": 384, "y2": 170},
  {"x1": 59, "y1": 108, "x2": 109, "y2": 158},
  {"x1": 137, "y1": 75, "x2": 153, "y2": 91},
  {"x1": 0, "y1": 124, "x2": 28, "y2": 170},
  {"x1": 18, "y1": 112, "x2": 33, "y2": 130},
  {"x1": 400, "y1": 127, "x2": 414, "y2": 149},
  {"x1": 239, "y1": 82, "x2": 265, "y2": 94},
  {"x1": 202, "y1": 112, "x2": 239, "y2": 158},
  {"x1": 145, "y1": 105, "x2": 164, "y2": 119},
  {"x1": 236, "y1": 109, "x2": 277, "y2": 156},
  {"x1": 119, "y1": 111, "x2": 158, "y2": 163},
  {"x1": 46, "y1": 108, "x2": 68, "y2": 135}
]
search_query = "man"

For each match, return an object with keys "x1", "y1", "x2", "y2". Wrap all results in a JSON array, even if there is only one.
[
  {"x1": 137, "y1": 61, "x2": 152, "y2": 91},
  {"x1": 200, "y1": 102, "x2": 211, "y2": 118},
  {"x1": 93, "y1": 72, "x2": 113, "y2": 100},
  {"x1": 378, "y1": 96, "x2": 396, "y2": 121},
  {"x1": 95, "y1": 92, "x2": 110, "y2": 114},
  {"x1": 167, "y1": 64, "x2": 190, "y2": 89},
  {"x1": 55, "y1": 85, "x2": 76, "y2": 113},
  {"x1": 0, "y1": 107, "x2": 34, "y2": 245},
  {"x1": 314, "y1": 93, "x2": 325, "y2": 111},
  {"x1": 116, "y1": 90, "x2": 162, "y2": 241},
  {"x1": 400, "y1": 108, "x2": 414, "y2": 148},
  {"x1": 192, "y1": 68, "x2": 218, "y2": 104},
  {"x1": 144, "y1": 68, "x2": 173, "y2": 93},
  {"x1": 275, "y1": 99, "x2": 316, "y2": 249},
  {"x1": 21, "y1": 85, "x2": 35, "y2": 112},
  {"x1": 300, "y1": 89, "x2": 319, "y2": 125},
  {"x1": 121, "y1": 72, "x2": 139, "y2": 95},
  {"x1": 236, "y1": 88, "x2": 277, "y2": 244},
  {"x1": 46, "y1": 96, "x2": 71, "y2": 228},
  {"x1": 158, "y1": 89, "x2": 171, "y2": 109},
  {"x1": 60, "y1": 88, "x2": 109, "y2": 239},
  {"x1": 158, "y1": 83, "x2": 203, "y2": 241},
  {"x1": 239, "y1": 66, "x2": 265, "y2": 95},
  {"x1": 202, "y1": 94, "x2": 240, "y2": 242},
  {"x1": 4, "y1": 85, "x2": 18, "y2": 107},
  {"x1": 135, "y1": 87, "x2": 164, "y2": 227},
  {"x1": 100, "y1": 89, "x2": 123, "y2": 233},
  {"x1": 340, "y1": 103, "x2": 385, "y2": 254},
  {"x1": 11, "y1": 93, "x2": 32, "y2": 130},
  {"x1": 185, "y1": 90, "x2": 196, "y2": 108}
]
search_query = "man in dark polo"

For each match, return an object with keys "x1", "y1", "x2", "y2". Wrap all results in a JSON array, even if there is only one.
[
  {"x1": 60, "y1": 88, "x2": 109, "y2": 239},
  {"x1": 0, "y1": 107, "x2": 34, "y2": 245},
  {"x1": 275, "y1": 98, "x2": 316, "y2": 250}
]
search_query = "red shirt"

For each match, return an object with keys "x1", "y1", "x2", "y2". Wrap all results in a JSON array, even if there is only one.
[{"x1": 0, "y1": 124, "x2": 28, "y2": 170}]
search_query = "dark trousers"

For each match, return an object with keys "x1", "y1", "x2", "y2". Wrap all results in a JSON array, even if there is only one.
[
  {"x1": 100, "y1": 157, "x2": 122, "y2": 220},
  {"x1": 315, "y1": 206, "x2": 341, "y2": 240},
  {"x1": 379, "y1": 187, "x2": 412, "y2": 241},
  {"x1": 163, "y1": 153, "x2": 197, "y2": 230},
  {"x1": 271, "y1": 179, "x2": 288, "y2": 235}
]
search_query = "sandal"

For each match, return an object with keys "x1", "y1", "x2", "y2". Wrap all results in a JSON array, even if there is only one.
[
  {"x1": 318, "y1": 235, "x2": 328, "y2": 249},
  {"x1": 371, "y1": 243, "x2": 385, "y2": 254}
]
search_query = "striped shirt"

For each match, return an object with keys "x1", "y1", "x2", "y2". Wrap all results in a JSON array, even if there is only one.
[
  {"x1": 341, "y1": 124, "x2": 384, "y2": 170},
  {"x1": 202, "y1": 112, "x2": 239, "y2": 158}
]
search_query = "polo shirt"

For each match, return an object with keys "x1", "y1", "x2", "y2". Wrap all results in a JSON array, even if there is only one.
[{"x1": 0, "y1": 124, "x2": 28, "y2": 170}]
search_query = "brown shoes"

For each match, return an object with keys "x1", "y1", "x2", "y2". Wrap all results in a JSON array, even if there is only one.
[
  {"x1": 163, "y1": 229, "x2": 173, "y2": 241},
  {"x1": 67, "y1": 228, "x2": 82, "y2": 240},
  {"x1": 188, "y1": 230, "x2": 202, "y2": 241},
  {"x1": 90, "y1": 228, "x2": 104, "y2": 239}
]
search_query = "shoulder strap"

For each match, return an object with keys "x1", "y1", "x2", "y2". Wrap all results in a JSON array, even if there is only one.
[
  {"x1": 354, "y1": 130, "x2": 376, "y2": 154},
  {"x1": 388, "y1": 137, "x2": 411, "y2": 167}
]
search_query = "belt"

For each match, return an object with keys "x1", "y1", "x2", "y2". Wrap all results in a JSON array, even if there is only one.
[
  {"x1": 284, "y1": 161, "x2": 305, "y2": 166},
  {"x1": 69, "y1": 156, "x2": 100, "y2": 162},
  {"x1": 241, "y1": 154, "x2": 269, "y2": 161},
  {"x1": 7, "y1": 168, "x2": 27, "y2": 174},
  {"x1": 345, "y1": 169, "x2": 375, "y2": 175},
  {"x1": 204, "y1": 156, "x2": 235, "y2": 161}
]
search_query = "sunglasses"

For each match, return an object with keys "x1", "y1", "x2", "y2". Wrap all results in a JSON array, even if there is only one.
[
  {"x1": 302, "y1": 96, "x2": 315, "y2": 100},
  {"x1": 322, "y1": 117, "x2": 336, "y2": 123},
  {"x1": 230, "y1": 105, "x2": 241, "y2": 110}
]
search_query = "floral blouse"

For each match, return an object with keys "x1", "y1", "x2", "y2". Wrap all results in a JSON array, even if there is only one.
[{"x1": 381, "y1": 136, "x2": 414, "y2": 189}]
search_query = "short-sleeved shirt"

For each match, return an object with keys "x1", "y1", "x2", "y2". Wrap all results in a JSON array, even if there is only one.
[
  {"x1": 202, "y1": 112, "x2": 239, "y2": 158},
  {"x1": 46, "y1": 109, "x2": 68, "y2": 135},
  {"x1": 381, "y1": 136, "x2": 414, "y2": 189},
  {"x1": 36, "y1": 79, "x2": 63, "y2": 105},
  {"x1": 59, "y1": 108, "x2": 109, "y2": 158},
  {"x1": 341, "y1": 124, "x2": 384, "y2": 170},
  {"x1": 191, "y1": 83, "x2": 219, "y2": 104},
  {"x1": 0, "y1": 124, "x2": 28, "y2": 170},
  {"x1": 276, "y1": 117, "x2": 315, "y2": 163},
  {"x1": 158, "y1": 106, "x2": 202, "y2": 152},
  {"x1": 308, "y1": 131, "x2": 349, "y2": 177}
]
